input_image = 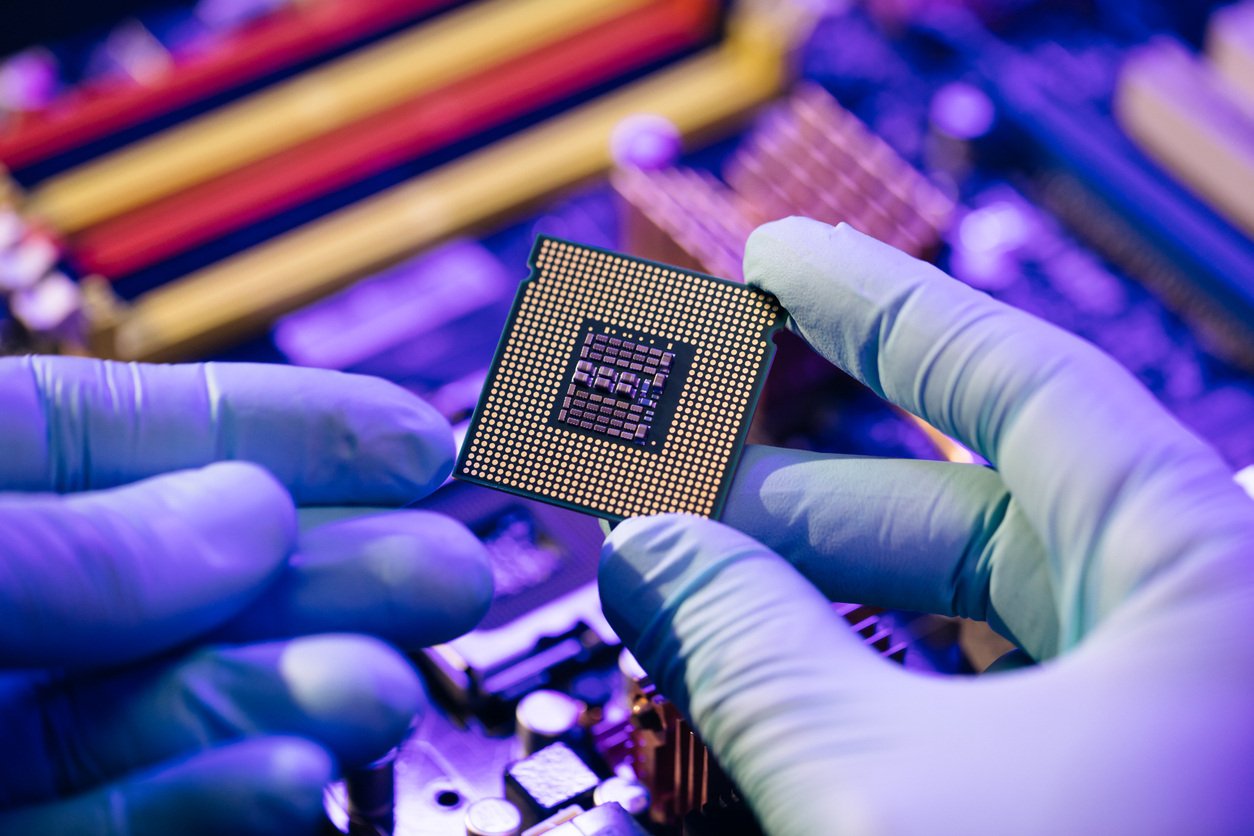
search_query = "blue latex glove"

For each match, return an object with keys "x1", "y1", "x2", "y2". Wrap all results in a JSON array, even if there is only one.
[
  {"x1": 600, "y1": 219, "x2": 1254, "y2": 835},
  {"x1": 0, "y1": 358, "x2": 493, "y2": 835}
]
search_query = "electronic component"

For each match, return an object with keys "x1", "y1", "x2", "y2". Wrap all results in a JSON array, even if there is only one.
[
  {"x1": 341, "y1": 752, "x2": 396, "y2": 833},
  {"x1": 417, "y1": 483, "x2": 617, "y2": 720},
  {"x1": 0, "y1": 1, "x2": 461, "y2": 170},
  {"x1": 78, "y1": 3, "x2": 799, "y2": 361},
  {"x1": 613, "y1": 85, "x2": 953, "y2": 284},
  {"x1": 25, "y1": 0, "x2": 648, "y2": 233},
  {"x1": 455, "y1": 236, "x2": 783, "y2": 521},
  {"x1": 516, "y1": 690, "x2": 584, "y2": 756},
  {"x1": 613, "y1": 165, "x2": 754, "y2": 281},
  {"x1": 524, "y1": 803, "x2": 650, "y2": 836},
  {"x1": 467, "y1": 798, "x2": 526, "y2": 836},
  {"x1": 592, "y1": 778, "x2": 651, "y2": 818},
  {"x1": 616, "y1": 670, "x2": 741, "y2": 830},
  {"x1": 69, "y1": 0, "x2": 720, "y2": 279},
  {"x1": 603, "y1": 605, "x2": 907, "y2": 829},
  {"x1": 725, "y1": 83, "x2": 953, "y2": 259},
  {"x1": 1115, "y1": 38, "x2": 1254, "y2": 239},
  {"x1": 273, "y1": 239, "x2": 512, "y2": 407},
  {"x1": 505, "y1": 743, "x2": 600, "y2": 826},
  {"x1": 557, "y1": 326, "x2": 689, "y2": 448},
  {"x1": 946, "y1": 20, "x2": 1254, "y2": 369}
]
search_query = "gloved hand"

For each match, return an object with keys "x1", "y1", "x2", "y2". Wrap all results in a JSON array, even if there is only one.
[
  {"x1": 0, "y1": 358, "x2": 493, "y2": 835},
  {"x1": 600, "y1": 218, "x2": 1254, "y2": 835}
]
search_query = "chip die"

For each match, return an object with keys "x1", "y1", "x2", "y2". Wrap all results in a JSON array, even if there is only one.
[{"x1": 455, "y1": 236, "x2": 783, "y2": 521}]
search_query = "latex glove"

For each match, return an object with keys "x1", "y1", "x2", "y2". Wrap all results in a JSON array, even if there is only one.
[
  {"x1": 0, "y1": 358, "x2": 493, "y2": 835},
  {"x1": 600, "y1": 219, "x2": 1254, "y2": 835}
]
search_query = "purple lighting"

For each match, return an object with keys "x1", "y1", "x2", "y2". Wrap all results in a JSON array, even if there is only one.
[
  {"x1": 0, "y1": 49, "x2": 59, "y2": 112},
  {"x1": 610, "y1": 114, "x2": 683, "y2": 171},
  {"x1": 930, "y1": 81, "x2": 996, "y2": 141}
]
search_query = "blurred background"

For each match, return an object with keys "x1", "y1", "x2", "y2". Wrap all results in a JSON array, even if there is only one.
[{"x1": 1, "y1": 0, "x2": 1252, "y2": 832}]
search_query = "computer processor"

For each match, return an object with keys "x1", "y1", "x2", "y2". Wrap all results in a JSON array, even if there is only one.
[{"x1": 454, "y1": 236, "x2": 783, "y2": 521}]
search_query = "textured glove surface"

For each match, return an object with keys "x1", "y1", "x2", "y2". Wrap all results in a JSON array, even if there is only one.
[
  {"x1": 600, "y1": 219, "x2": 1254, "y2": 836},
  {"x1": 0, "y1": 359, "x2": 493, "y2": 835}
]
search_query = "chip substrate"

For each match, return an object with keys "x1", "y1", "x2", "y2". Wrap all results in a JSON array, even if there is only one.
[{"x1": 454, "y1": 236, "x2": 783, "y2": 522}]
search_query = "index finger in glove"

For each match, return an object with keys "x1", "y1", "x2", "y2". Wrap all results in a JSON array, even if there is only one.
[
  {"x1": 212, "y1": 510, "x2": 494, "y2": 649},
  {"x1": 725, "y1": 445, "x2": 1058, "y2": 658},
  {"x1": 0, "y1": 462, "x2": 293, "y2": 668},
  {"x1": 747, "y1": 218, "x2": 1254, "y2": 646},
  {"x1": 0, "y1": 737, "x2": 333, "y2": 836},
  {"x1": 0, "y1": 634, "x2": 421, "y2": 807},
  {"x1": 600, "y1": 514, "x2": 919, "y2": 835},
  {"x1": 0, "y1": 357, "x2": 453, "y2": 505}
]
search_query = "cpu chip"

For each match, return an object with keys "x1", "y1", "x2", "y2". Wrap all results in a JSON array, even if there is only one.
[{"x1": 455, "y1": 237, "x2": 783, "y2": 521}]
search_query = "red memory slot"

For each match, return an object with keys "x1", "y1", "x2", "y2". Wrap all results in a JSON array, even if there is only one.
[
  {"x1": 0, "y1": 0, "x2": 456, "y2": 169},
  {"x1": 72, "y1": 0, "x2": 716, "y2": 278}
]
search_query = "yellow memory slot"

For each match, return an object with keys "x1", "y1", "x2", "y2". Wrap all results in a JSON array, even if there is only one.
[
  {"x1": 95, "y1": 20, "x2": 795, "y2": 361},
  {"x1": 29, "y1": 0, "x2": 650, "y2": 233}
]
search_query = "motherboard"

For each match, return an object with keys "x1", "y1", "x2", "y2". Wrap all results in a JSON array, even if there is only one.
[{"x1": 2, "y1": 0, "x2": 1252, "y2": 832}]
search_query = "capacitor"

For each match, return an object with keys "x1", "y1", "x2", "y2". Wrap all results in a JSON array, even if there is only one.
[
  {"x1": 464, "y1": 798, "x2": 523, "y2": 836},
  {"x1": 344, "y1": 750, "x2": 395, "y2": 831},
  {"x1": 504, "y1": 742, "x2": 599, "y2": 826},
  {"x1": 515, "y1": 689, "x2": 582, "y2": 756},
  {"x1": 593, "y1": 776, "x2": 651, "y2": 817}
]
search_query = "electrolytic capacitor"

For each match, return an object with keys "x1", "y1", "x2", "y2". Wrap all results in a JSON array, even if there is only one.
[
  {"x1": 464, "y1": 797, "x2": 523, "y2": 836},
  {"x1": 515, "y1": 689, "x2": 583, "y2": 756},
  {"x1": 344, "y1": 749, "x2": 395, "y2": 832},
  {"x1": 593, "y1": 776, "x2": 651, "y2": 817}
]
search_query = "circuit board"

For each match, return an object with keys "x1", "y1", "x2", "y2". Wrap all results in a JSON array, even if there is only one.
[
  {"x1": 454, "y1": 236, "x2": 783, "y2": 522},
  {"x1": 4, "y1": 1, "x2": 1254, "y2": 833}
]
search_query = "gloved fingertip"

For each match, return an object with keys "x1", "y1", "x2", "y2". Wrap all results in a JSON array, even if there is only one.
[
  {"x1": 185, "y1": 461, "x2": 298, "y2": 560},
  {"x1": 600, "y1": 513, "x2": 701, "y2": 579},
  {"x1": 745, "y1": 215, "x2": 919, "y2": 305},
  {"x1": 744, "y1": 216, "x2": 851, "y2": 289},
  {"x1": 409, "y1": 513, "x2": 495, "y2": 637},
  {"x1": 600, "y1": 514, "x2": 692, "y2": 645},
  {"x1": 337, "y1": 375, "x2": 456, "y2": 503},
  {"x1": 746, "y1": 214, "x2": 838, "y2": 250},
  {"x1": 246, "y1": 736, "x2": 337, "y2": 803},
  {"x1": 212, "y1": 364, "x2": 457, "y2": 506},
  {"x1": 333, "y1": 512, "x2": 494, "y2": 642},
  {"x1": 276, "y1": 635, "x2": 422, "y2": 767},
  {"x1": 129, "y1": 737, "x2": 333, "y2": 836},
  {"x1": 722, "y1": 444, "x2": 781, "y2": 511},
  {"x1": 599, "y1": 513, "x2": 756, "y2": 648},
  {"x1": 216, "y1": 510, "x2": 494, "y2": 646},
  {"x1": 390, "y1": 395, "x2": 457, "y2": 496}
]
